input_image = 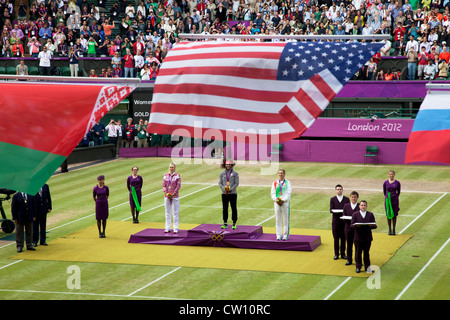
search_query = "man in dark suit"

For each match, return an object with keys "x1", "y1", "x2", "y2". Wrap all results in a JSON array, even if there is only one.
[
  {"x1": 11, "y1": 192, "x2": 37, "y2": 252},
  {"x1": 330, "y1": 184, "x2": 349, "y2": 260},
  {"x1": 33, "y1": 184, "x2": 52, "y2": 246},
  {"x1": 342, "y1": 191, "x2": 360, "y2": 266},
  {"x1": 351, "y1": 200, "x2": 377, "y2": 273}
]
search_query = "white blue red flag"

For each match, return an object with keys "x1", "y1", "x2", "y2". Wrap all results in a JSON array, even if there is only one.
[
  {"x1": 405, "y1": 87, "x2": 450, "y2": 164},
  {"x1": 148, "y1": 41, "x2": 383, "y2": 143}
]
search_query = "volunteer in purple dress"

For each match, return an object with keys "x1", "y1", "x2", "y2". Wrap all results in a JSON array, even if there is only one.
[
  {"x1": 351, "y1": 200, "x2": 377, "y2": 273},
  {"x1": 383, "y1": 170, "x2": 401, "y2": 235},
  {"x1": 342, "y1": 191, "x2": 359, "y2": 266},
  {"x1": 330, "y1": 184, "x2": 350, "y2": 260},
  {"x1": 127, "y1": 166, "x2": 143, "y2": 223},
  {"x1": 93, "y1": 175, "x2": 109, "y2": 238}
]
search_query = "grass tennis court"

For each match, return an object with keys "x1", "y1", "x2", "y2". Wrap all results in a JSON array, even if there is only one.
[{"x1": 0, "y1": 158, "x2": 449, "y2": 301}]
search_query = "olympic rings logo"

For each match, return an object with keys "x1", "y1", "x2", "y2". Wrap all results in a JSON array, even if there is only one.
[{"x1": 209, "y1": 232, "x2": 224, "y2": 242}]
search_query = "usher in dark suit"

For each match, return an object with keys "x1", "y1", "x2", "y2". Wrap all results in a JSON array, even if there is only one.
[
  {"x1": 11, "y1": 192, "x2": 37, "y2": 252},
  {"x1": 33, "y1": 184, "x2": 52, "y2": 246},
  {"x1": 351, "y1": 210, "x2": 377, "y2": 271}
]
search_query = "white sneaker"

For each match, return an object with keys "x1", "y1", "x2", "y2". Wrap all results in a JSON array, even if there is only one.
[
  {"x1": 282, "y1": 236, "x2": 288, "y2": 241},
  {"x1": 276, "y1": 236, "x2": 282, "y2": 241},
  {"x1": 366, "y1": 266, "x2": 373, "y2": 273},
  {"x1": 164, "y1": 229, "x2": 170, "y2": 233},
  {"x1": 173, "y1": 229, "x2": 179, "y2": 234}
]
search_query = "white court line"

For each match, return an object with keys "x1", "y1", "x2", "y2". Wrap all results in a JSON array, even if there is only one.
[
  {"x1": 399, "y1": 192, "x2": 447, "y2": 234},
  {"x1": 395, "y1": 237, "x2": 450, "y2": 300},
  {"x1": 181, "y1": 204, "x2": 418, "y2": 218},
  {"x1": 0, "y1": 260, "x2": 23, "y2": 271},
  {"x1": 127, "y1": 267, "x2": 182, "y2": 296},
  {"x1": 183, "y1": 182, "x2": 447, "y2": 194},
  {"x1": 0, "y1": 288, "x2": 187, "y2": 300},
  {"x1": 323, "y1": 277, "x2": 352, "y2": 300},
  {"x1": 121, "y1": 184, "x2": 215, "y2": 221}
]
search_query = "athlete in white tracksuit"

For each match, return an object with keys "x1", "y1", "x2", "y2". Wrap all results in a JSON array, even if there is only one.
[{"x1": 270, "y1": 169, "x2": 292, "y2": 240}]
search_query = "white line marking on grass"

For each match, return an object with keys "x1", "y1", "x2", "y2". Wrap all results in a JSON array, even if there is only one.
[
  {"x1": 121, "y1": 185, "x2": 215, "y2": 221},
  {"x1": 399, "y1": 192, "x2": 447, "y2": 235},
  {"x1": 323, "y1": 276, "x2": 352, "y2": 300},
  {"x1": 256, "y1": 215, "x2": 274, "y2": 226},
  {"x1": 127, "y1": 267, "x2": 182, "y2": 296},
  {"x1": 185, "y1": 182, "x2": 446, "y2": 194},
  {"x1": 180, "y1": 205, "x2": 418, "y2": 218},
  {"x1": 0, "y1": 288, "x2": 188, "y2": 300},
  {"x1": 0, "y1": 260, "x2": 23, "y2": 270},
  {"x1": 395, "y1": 237, "x2": 450, "y2": 300}
]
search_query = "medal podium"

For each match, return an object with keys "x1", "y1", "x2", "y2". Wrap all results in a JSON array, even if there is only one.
[{"x1": 129, "y1": 224, "x2": 321, "y2": 251}]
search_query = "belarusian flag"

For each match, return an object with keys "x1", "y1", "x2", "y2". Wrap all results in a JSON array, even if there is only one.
[{"x1": 0, "y1": 82, "x2": 135, "y2": 195}]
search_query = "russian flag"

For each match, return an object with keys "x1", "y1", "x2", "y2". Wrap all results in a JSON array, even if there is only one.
[{"x1": 405, "y1": 87, "x2": 450, "y2": 164}]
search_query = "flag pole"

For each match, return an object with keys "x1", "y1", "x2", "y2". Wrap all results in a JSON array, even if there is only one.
[{"x1": 178, "y1": 33, "x2": 390, "y2": 41}]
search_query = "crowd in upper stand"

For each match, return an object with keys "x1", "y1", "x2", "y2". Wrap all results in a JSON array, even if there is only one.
[{"x1": 1, "y1": 0, "x2": 450, "y2": 79}]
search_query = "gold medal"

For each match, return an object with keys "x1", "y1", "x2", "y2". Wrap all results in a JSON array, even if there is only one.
[
  {"x1": 226, "y1": 182, "x2": 230, "y2": 186},
  {"x1": 280, "y1": 192, "x2": 283, "y2": 195}
]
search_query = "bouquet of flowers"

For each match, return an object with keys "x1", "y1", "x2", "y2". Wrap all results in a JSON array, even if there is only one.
[
  {"x1": 166, "y1": 193, "x2": 173, "y2": 199},
  {"x1": 225, "y1": 185, "x2": 230, "y2": 193},
  {"x1": 276, "y1": 197, "x2": 283, "y2": 206}
]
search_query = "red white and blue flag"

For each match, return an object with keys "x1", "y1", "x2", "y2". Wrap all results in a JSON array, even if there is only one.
[
  {"x1": 405, "y1": 88, "x2": 450, "y2": 164},
  {"x1": 148, "y1": 41, "x2": 383, "y2": 143}
]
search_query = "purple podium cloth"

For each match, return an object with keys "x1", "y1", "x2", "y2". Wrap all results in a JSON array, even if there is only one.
[{"x1": 128, "y1": 224, "x2": 321, "y2": 251}]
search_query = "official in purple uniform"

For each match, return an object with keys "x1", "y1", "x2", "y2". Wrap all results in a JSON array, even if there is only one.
[
  {"x1": 127, "y1": 166, "x2": 143, "y2": 223},
  {"x1": 383, "y1": 170, "x2": 401, "y2": 235},
  {"x1": 351, "y1": 200, "x2": 377, "y2": 273},
  {"x1": 330, "y1": 184, "x2": 350, "y2": 260},
  {"x1": 93, "y1": 175, "x2": 109, "y2": 238},
  {"x1": 342, "y1": 191, "x2": 359, "y2": 266}
]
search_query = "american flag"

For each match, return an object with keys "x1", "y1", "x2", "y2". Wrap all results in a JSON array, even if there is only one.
[{"x1": 148, "y1": 40, "x2": 383, "y2": 143}]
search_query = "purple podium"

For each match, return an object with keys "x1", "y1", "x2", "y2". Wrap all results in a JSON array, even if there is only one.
[{"x1": 128, "y1": 224, "x2": 321, "y2": 251}]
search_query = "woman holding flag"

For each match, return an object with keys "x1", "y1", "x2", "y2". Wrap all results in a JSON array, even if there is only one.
[
  {"x1": 383, "y1": 170, "x2": 401, "y2": 235},
  {"x1": 127, "y1": 166, "x2": 143, "y2": 223},
  {"x1": 271, "y1": 169, "x2": 292, "y2": 241},
  {"x1": 162, "y1": 163, "x2": 181, "y2": 233}
]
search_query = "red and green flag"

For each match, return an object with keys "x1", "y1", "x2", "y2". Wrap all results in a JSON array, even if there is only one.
[{"x1": 0, "y1": 82, "x2": 135, "y2": 195}]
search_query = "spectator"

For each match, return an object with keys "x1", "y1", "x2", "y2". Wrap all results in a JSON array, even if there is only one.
[
  {"x1": 86, "y1": 36, "x2": 98, "y2": 57},
  {"x1": 384, "y1": 68, "x2": 396, "y2": 80},
  {"x1": 89, "y1": 69, "x2": 97, "y2": 77},
  {"x1": 16, "y1": 59, "x2": 28, "y2": 76},
  {"x1": 38, "y1": 46, "x2": 52, "y2": 76},
  {"x1": 417, "y1": 46, "x2": 431, "y2": 79},
  {"x1": 68, "y1": 46, "x2": 80, "y2": 77},
  {"x1": 407, "y1": 47, "x2": 419, "y2": 80},
  {"x1": 405, "y1": 35, "x2": 419, "y2": 53},
  {"x1": 439, "y1": 42, "x2": 450, "y2": 62},
  {"x1": 423, "y1": 59, "x2": 437, "y2": 79},
  {"x1": 437, "y1": 59, "x2": 449, "y2": 78},
  {"x1": 135, "y1": 49, "x2": 145, "y2": 76},
  {"x1": 11, "y1": 40, "x2": 24, "y2": 57},
  {"x1": 124, "y1": 47, "x2": 135, "y2": 77}
]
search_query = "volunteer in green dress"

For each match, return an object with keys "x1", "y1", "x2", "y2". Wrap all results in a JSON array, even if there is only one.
[{"x1": 271, "y1": 169, "x2": 292, "y2": 241}]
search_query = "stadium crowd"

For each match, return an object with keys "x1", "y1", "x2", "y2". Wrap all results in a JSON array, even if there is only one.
[{"x1": 1, "y1": 0, "x2": 450, "y2": 80}]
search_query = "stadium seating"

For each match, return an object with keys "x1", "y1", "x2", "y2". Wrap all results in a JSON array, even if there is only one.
[
  {"x1": 6, "y1": 66, "x2": 16, "y2": 75},
  {"x1": 28, "y1": 67, "x2": 39, "y2": 75}
]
